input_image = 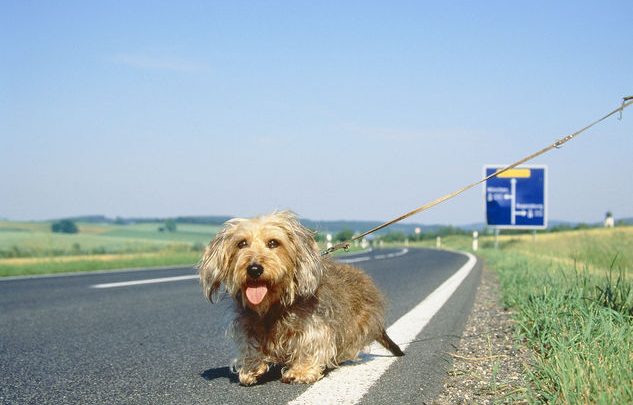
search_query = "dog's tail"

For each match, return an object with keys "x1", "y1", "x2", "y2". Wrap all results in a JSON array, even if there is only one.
[{"x1": 377, "y1": 329, "x2": 404, "y2": 356}]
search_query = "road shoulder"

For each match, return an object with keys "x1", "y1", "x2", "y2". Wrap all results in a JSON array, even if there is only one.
[{"x1": 433, "y1": 265, "x2": 532, "y2": 404}]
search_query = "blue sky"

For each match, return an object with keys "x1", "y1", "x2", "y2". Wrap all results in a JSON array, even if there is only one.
[{"x1": 2, "y1": 1, "x2": 632, "y2": 224}]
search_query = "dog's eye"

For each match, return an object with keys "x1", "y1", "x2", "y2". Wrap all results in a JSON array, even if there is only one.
[
  {"x1": 267, "y1": 239, "x2": 280, "y2": 249},
  {"x1": 237, "y1": 240, "x2": 248, "y2": 249}
]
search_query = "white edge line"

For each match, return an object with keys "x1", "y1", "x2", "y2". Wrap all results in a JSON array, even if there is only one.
[
  {"x1": 91, "y1": 275, "x2": 199, "y2": 289},
  {"x1": 289, "y1": 251, "x2": 477, "y2": 405}
]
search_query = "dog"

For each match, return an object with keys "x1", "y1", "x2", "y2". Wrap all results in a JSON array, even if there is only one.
[{"x1": 198, "y1": 211, "x2": 403, "y2": 385}]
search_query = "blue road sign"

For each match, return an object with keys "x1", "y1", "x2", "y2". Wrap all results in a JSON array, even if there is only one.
[{"x1": 484, "y1": 165, "x2": 547, "y2": 229}]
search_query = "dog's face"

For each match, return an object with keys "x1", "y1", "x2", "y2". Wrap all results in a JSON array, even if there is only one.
[{"x1": 198, "y1": 211, "x2": 322, "y2": 315}]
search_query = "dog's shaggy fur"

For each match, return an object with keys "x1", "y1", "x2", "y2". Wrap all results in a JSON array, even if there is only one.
[{"x1": 198, "y1": 211, "x2": 403, "y2": 385}]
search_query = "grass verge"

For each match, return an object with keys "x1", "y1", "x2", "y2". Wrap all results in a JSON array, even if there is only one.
[
  {"x1": 484, "y1": 250, "x2": 632, "y2": 403},
  {"x1": 0, "y1": 250, "x2": 202, "y2": 277},
  {"x1": 406, "y1": 227, "x2": 633, "y2": 403},
  {"x1": 0, "y1": 220, "x2": 214, "y2": 277}
]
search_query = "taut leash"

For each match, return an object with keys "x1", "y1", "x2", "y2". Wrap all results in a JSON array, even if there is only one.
[{"x1": 321, "y1": 96, "x2": 633, "y2": 256}]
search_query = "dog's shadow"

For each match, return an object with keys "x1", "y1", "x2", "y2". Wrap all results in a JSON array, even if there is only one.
[
  {"x1": 200, "y1": 366, "x2": 238, "y2": 383},
  {"x1": 200, "y1": 365, "x2": 284, "y2": 385},
  {"x1": 200, "y1": 354, "x2": 396, "y2": 386}
]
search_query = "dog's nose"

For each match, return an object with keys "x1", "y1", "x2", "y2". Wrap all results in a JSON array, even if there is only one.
[{"x1": 247, "y1": 263, "x2": 264, "y2": 279}]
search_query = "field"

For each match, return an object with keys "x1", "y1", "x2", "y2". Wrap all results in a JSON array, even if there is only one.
[
  {"x1": 415, "y1": 226, "x2": 633, "y2": 403},
  {"x1": 0, "y1": 221, "x2": 219, "y2": 277}
]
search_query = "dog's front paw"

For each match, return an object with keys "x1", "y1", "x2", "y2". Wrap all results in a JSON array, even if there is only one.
[
  {"x1": 238, "y1": 362, "x2": 268, "y2": 386},
  {"x1": 281, "y1": 365, "x2": 323, "y2": 384}
]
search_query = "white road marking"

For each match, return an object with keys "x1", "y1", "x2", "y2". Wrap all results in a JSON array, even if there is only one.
[
  {"x1": 289, "y1": 252, "x2": 478, "y2": 405},
  {"x1": 339, "y1": 248, "x2": 408, "y2": 264},
  {"x1": 90, "y1": 275, "x2": 199, "y2": 289},
  {"x1": 338, "y1": 256, "x2": 372, "y2": 263}
]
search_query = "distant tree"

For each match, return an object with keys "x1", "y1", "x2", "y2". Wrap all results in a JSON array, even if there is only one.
[
  {"x1": 381, "y1": 231, "x2": 407, "y2": 242},
  {"x1": 51, "y1": 220, "x2": 78, "y2": 234},
  {"x1": 334, "y1": 229, "x2": 354, "y2": 242},
  {"x1": 433, "y1": 225, "x2": 468, "y2": 237},
  {"x1": 164, "y1": 219, "x2": 177, "y2": 232}
]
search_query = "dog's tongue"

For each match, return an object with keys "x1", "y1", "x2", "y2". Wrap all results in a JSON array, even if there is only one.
[{"x1": 245, "y1": 283, "x2": 268, "y2": 305}]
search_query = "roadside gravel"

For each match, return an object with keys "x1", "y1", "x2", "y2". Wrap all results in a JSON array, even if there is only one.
[{"x1": 433, "y1": 266, "x2": 533, "y2": 404}]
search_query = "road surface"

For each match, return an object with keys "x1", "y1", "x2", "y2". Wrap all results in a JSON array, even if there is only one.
[{"x1": 0, "y1": 248, "x2": 481, "y2": 404}]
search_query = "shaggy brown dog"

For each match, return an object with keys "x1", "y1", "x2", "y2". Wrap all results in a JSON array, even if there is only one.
[{"x1": 198, "y1": 211, "x2": 403, "y2": 385}]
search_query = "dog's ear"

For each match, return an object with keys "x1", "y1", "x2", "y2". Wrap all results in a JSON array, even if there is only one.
[
  {"x1": 197, "y1": 219, "x2": 240, "y2": 302},
  {"x1": 275, "y1": 211, "x2": 323, "y2": 297}
]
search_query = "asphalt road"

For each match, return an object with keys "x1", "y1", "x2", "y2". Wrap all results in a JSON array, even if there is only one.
[{"x1": 0, "y1": 248, "x2": 481, "y2": 405}]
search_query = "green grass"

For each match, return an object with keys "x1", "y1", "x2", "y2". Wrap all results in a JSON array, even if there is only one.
[
  {"x1": 481, "y1": 227, "x2": 633, "y2": 274},
  {"x1": 0, "y1": 251, "x2": 202, "y2": 277},
  {"x1": 0, "y1": 220, "x2": 215, "y2": 276},
  {"x1": 484, "y1": 250, "x2": 632, "y2": 403},
  {"x1": 410, "y1": 227, "x2": 633, "y2": 404},
  {"x1": 99, "y1": 222, "x2": 219, "y2": 242},
  {"x1": 0, "y1": 229, "x2": 178, "y2": 257}
]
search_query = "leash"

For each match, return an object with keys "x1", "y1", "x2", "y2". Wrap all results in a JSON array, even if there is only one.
[{"x1": 321, "y1": 96, "x2": 633, "y2": 256}]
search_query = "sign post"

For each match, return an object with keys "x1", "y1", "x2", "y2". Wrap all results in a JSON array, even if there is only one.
[{"x1": 484, "y1": 165, "x2": 547, "y2": 232}]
